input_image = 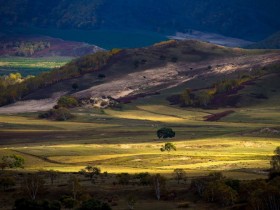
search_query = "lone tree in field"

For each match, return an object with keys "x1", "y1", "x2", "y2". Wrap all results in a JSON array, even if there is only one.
[
  {"x1": 161, "y1": 143, "x2": 176, "y2": 153},
  {"x1": 270, "y1": 146, "x2": 280, "y2": 178},
  {"x1": 157, "y1": 127, "x2": 175, "y2": 139},
  {"x1": 160, "y1": 143, "x2": 176, "y2": 160}
]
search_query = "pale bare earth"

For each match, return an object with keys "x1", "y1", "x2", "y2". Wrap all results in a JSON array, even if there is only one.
[
  {"x1": 0, "y1": 91, "x2": 67, "y2": 114},
  {"x1": 0, "y1": 52, "x2": 280, "y2": 114}
]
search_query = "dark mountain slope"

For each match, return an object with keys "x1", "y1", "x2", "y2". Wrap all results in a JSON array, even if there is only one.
[{"x1": 1, "y1": 0, "x2": 280, "y2": 41}]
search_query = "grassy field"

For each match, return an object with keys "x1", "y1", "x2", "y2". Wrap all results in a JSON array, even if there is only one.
[
  {"x1": 0, "y1": 56, "x2": 71, "y2": 76},
  {"x1": 0, "y1": 69, "x2": 280, "y2": 180},
  {"x1": 0, "y1": 72, "x2": 280, "y2": 209},
  {"x1": 0, "y1": 97, "x2": 279, "y2": 179}
]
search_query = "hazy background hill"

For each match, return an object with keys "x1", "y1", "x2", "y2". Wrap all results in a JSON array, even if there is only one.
[{"x1": 1, "y1": 0, "x2": 280, "y2": 43}]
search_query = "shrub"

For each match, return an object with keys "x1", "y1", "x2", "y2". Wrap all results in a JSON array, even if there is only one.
[
  {"x1": 177, "y1": 202, "x2": 190, "y2": 208},
  {"x1": 38, "y1": 108, "x2": 74, "y2": 121},
  {"x1": 77, "y1": 199, "x2": 111, "y2": 210},
  {"x1": 134, "y1": 173, "x2": 152, "y2": 185},
  {"x1": 98, "y1": 74, "x2": 106, "y2": 79},
  {"x1": 57, "y1": 96, "x2": 78, "y2": 108},
  {"x1": 117, "y1": 173, "x2": 131, "y2": 185},
  {"x1": 0, "y1": 176, "x2": 16, "y2": 190},
  {"x1": 157, "y1": 127, "x2": 175, "y2": 139},
  {"x1": 60, "y1": 196, "x2": 77, "y2": 209},
  {"x1": 72, "y1": 83, "x2": 79, "y2": 90},
  {"x1": 14, "y1": 199, "x2": 61, "y2": 210},
  {"x1": 2, "y1": 154, "x2": 25, "y2": 169}
]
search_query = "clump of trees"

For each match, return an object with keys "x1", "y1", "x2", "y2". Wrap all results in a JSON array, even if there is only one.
[
  {"x1": 157, "y1": 127, "x2": 175, "y2": 139},
  {"x1": 177, "y1": 75, "x2": 253, "y2": 108},
  {"x1": 0, "y1": 41, "x2": 51, "y2": 57},
  {"x1": 191, "y1": 172, "x2": 239, "y2": 206},
  {"x1": 191, "y1": 155, "x2": 280, "y2": 209},
  {"x1": 80, "y1": 165, "x2": 101, "y2": 183},
  {"x1": 38, "y1": 95, "x2": 78, "y2": 121},
  {"x1": 0, "y1": 154, "x2": 25, "y2": 170},
  {"x1": 57, "y1": 96, "x2": 79, "y2": 108}
]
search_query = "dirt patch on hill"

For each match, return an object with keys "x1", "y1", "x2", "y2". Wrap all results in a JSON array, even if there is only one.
[{"x1": 0, "y1": 91, "x2": 66, "y2": 114}]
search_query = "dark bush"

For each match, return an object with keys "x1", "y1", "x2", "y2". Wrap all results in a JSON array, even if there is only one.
[
  {"x1": 77, "y1": 199, "x2": 111, "y2": 210},
  {"x1": 98, "y1": 74, "x2": 106, "y2": 79},
  {"x1": 157, "y1": 127, "x2": 175, "y2": 139},
  {"x1": 38, "y1": 108, "x2": 74, "y2": 121},
  {"x1": 14, "y1": 199, "x2": 61, "y2": 210},
  {"x1": 57, "y1": 96, "x2": 78, "y2": 108}
]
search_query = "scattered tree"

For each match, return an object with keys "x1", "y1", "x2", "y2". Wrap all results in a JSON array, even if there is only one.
[
  {"x1": 22, "y1": 174, "x2": 45, "y2": 200},
  {"x1": 173, "y1": 169, "x2": 187, "y2": 184},
  {"x1": 153, "y1": 174, "x2": 166, "y2": 200},
  {"x1": 45, "y1": 170, "x2": 59, "y2": 185},
  {"x1": 84, "y1": 165, "x2": 101, "y2": 182},
  {"x1": 68, "y1": 175, "x2": 82, "y2": 201},
  {"x1": 157, "y1": 127, "x2": 175, "y2": 139},
  {"x1": 270, "y1": 146, "x2": 280, "y2": 179},
  {"x1": 160, "y1": 142, "x2": 177, "y2": 154},
  {"x1": 126, "y1": 195, "x2": 136, "y2": 210}
]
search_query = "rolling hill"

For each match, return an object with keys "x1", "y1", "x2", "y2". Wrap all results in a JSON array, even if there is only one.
[
  {"x1": 0, "y1": 40, "x2": 280, "y2": 113},
  {"x1": 247, "y1": 31, "x2": 280, "y2": 49}
]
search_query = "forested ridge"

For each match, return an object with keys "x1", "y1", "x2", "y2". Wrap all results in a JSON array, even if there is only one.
[{"x1": 1, "y1": 0, "x2": 280, "y2": 41}]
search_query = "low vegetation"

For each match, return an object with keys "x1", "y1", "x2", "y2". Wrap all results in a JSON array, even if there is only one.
[{"x1": 38, "y1": 107, "x2": 74, "y2": 121}]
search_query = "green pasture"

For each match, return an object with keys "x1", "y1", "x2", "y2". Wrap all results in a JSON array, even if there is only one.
[{"x1": 0, "y1": 56, "x2": 71, "y2": 76}]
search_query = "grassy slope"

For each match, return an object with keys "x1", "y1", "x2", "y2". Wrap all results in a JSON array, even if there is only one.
[{"x1": 0, "y1": 70, "x2": 280, "y2": 179}]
